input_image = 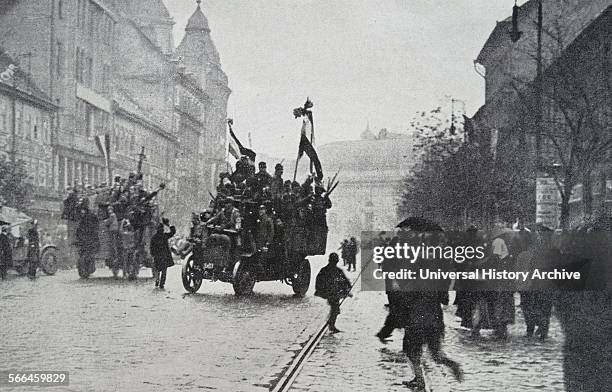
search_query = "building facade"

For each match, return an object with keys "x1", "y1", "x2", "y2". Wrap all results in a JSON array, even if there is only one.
[
  {"x1": 0, "y1": 0, "x2": 231, "y2": 231},
  {"x1": 306, "y1": 128, "x2": 415, "y2": 243},
  {"x1": 471, "y1": 0, "x2": 611, "y2": 228},
  {"x1": 0, "y1": 51, "x2": 58, "y2": 225}
]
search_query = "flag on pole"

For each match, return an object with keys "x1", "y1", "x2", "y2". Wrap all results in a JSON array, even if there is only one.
[
  {"x1": 227, "y1": 120, "x2": 256, "y2": 162},
  {"x1": 94, "y1": 134, "x2": 112, "y2": 183},
  {"x1": 228, "y1": 135, "x2": 240, "y2": 159},
  {"x1": 297, "y1": 112, "x2": 323, "y2": 181}
]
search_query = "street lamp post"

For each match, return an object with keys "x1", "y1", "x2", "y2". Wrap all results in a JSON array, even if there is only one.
[{"x1": 510, "y1": 0, "x2": 543, "y2": 171}]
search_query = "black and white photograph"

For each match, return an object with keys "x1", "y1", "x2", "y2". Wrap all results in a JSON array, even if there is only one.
[{"x1": 0, "y1": 1, "x2": 611, "y2": 391}]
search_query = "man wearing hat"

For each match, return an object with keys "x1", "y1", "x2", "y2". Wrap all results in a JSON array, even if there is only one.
[
  {"x1": 255, "y1": 205, "x2": 274, "y2": 252},
  {"x1": 270, "y1": 163, "x2": 284, "y2": 200},
  {"x1": 27, "y1": 220, "x2": 40, "y2": 279},
  {"x1": 315, "y1": 253, "x2": 353, "y2": 333},
  {"x1": 206, "y1": 197, "x2": 241, "y2": 231},
  {"x1": 255, "y1": 161, "x2": 272, "y2": 191}
]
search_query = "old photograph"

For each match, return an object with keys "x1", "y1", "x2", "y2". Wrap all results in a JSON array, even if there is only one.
[{"x1": 0, "y1": 1, "x2": 611, "y2": 391}]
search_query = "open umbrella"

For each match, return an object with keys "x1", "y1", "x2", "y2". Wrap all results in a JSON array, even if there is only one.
[{"x1": 396, "y1": 216, "x2": 443, "y2": 232}]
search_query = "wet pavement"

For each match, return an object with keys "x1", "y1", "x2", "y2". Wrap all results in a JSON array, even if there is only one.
[
  {"x1": 1, "y1": 259, "x2": 568, "y2": 392},
  {"x1": 291, "y1": 283, "x2": 566, "y2": 392},
  {"x1": 0, "y1": 256, "x2": 329, "y2": 392}
]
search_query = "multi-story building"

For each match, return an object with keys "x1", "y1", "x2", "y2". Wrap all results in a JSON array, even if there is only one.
[
  {"x1": 0, "y1": 0, "x2": 231, "y2": 231},
  {"x1": 288, "y1": 126, "x2": 415, "y2": 242},
  {"x1": 471, "y1": 0, "x2": 611, "y2": 228},
  {"x1": 0, "y1": 50, "x2": 58, "y2": 225},
  {"x1": 0, "y1": 0, "x2": 118, "y2": 228}
]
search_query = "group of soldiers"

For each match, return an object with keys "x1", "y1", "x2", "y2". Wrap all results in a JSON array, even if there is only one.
[
  {"x1": 189, "y1": 157, "x2": 333, "y2": 259},
  {"x1": 61, "y1": 173, "x2": 163, "y2": 268}
]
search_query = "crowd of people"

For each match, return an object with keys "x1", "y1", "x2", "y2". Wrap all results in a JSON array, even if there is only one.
[
  {"x1": 188, "y1": 157, "x2": 334, "y2": 263},
  {"x1": 368, "y1": 223, "x2": 561, "y2": 389},
  {"x1": 61, "y1": 172, "x2": 164, "y2": 275},
  {"x1": 339, "y1": 237, "x2": 359, "y2": 271}
]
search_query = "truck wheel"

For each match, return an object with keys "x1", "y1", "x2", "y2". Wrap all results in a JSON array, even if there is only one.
[
  {"x1": 292, "y1": 259, "x2": 311, "y2": 297},
  {"x1": 77, "y1": 257, "x2": 90, "y2": 279},
  {"x1": 127, "y1": 252, "x2": 139, "y2": 280},
  {"x1": 40, "y1": 247, "x2": 59, "y2": 275},
  {"x1": 182, "y1": 256, "x2": 202, "y2": 293},
  {"x1": 233, "y1": 262, "x2": 255, "y2": 296}
]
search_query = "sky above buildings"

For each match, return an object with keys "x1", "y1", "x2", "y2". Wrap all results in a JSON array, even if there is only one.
[{"x1": 163, "y1": 0, "x2": 525, "y2": 158}]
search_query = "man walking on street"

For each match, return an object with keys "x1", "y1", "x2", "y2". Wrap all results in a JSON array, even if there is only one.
[
  {"x1": 105, "y1": 206, "x2": 120, "y2": 269},
  {"x1": 0, "y1": 225, "x2": 12, "y2": 280},
  {"x1": 150, "y1": 218, "x2": 176, "y2": 289},
  {"x1": 27, "y1": 220, "x2": 40, "y2": 279},
  {"x1": 315, "y1": 253, "x2": 352, "y2": 333}
]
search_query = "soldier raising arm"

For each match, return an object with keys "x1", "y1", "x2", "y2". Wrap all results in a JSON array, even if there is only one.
[{"x1": 205, "y1": 198, "x2": 241, "y2": 230}]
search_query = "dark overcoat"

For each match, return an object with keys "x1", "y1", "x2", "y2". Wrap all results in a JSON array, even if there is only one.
[{"x1": 150, "y1": 226, "x2": 176, "y2": 270}]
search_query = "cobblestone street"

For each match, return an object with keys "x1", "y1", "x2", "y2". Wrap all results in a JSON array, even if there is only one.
[
  {"x1": 291, "y1": 280, "x2": 566, "y2": 392},
  {"x1": 0, "y1": 256, "x2": 329, "y2": 392}
]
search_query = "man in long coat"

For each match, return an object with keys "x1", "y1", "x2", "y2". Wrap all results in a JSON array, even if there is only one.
[
  {"x1": 0, "y1": 225, "x2": 12, "y2": 280},
  {"x1": 150, "y1": 219, "x2": 176, "y2": 289}
]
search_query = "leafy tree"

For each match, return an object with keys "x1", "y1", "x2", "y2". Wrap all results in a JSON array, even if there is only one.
[
  {"x1": 0, "y1": 156, "x2": 32, "y2": 210},
  {"x1": 398, "y1": 107, "x2": 534, "y2": 229}
]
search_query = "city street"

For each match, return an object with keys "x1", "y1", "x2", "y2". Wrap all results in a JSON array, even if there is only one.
[
  {"x1": 291, "y1": 285, "x2": 566, "y2": 392},
  {"x1": 0, "y1": 256, "x2": 330, "y2": 392}
]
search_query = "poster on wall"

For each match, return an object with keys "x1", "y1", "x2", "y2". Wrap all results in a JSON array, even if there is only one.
[{"x1": 536, "y1": 177, "x2": 560, "y2": 230}]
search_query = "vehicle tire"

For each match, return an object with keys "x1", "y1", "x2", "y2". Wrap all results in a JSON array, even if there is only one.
[
  {"x1": 77, "y1": 256, "x2": 90, "y2": 279},
  {"x1": 182, "y1": 255, "x2": 202, "y2": 293},
  {"x1": 292, "y1": 259, "x2": 311, "y2": 297},
  {"x1": 40, "y1": 247, "x2": 59, "y2": 275},
  {"x1": 233, "y1": 263, "x2": 255, "y2": 296}
]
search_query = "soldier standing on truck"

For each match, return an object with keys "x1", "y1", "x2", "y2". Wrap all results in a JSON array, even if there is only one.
[
  {"x1": 255, "y1": 205, "x2": 274, "y2": 252},
  {"x1": 205, "y1": 198, "x2": 241, "y2": 230}
]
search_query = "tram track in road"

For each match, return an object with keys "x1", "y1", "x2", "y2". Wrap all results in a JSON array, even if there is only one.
[
  {"x1": 271, "y1": 257, "x2": 376, "y2": 392},
  {"x1": 269, "y1": 253, "x2": 441, "y2": 392}
]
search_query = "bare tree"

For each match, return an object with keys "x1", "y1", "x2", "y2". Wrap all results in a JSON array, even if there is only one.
[{"x1": 507, "y1": 1, "x2": 611, "y2": 229}]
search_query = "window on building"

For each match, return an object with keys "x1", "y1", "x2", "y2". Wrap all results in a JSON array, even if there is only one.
[
  {"x1": 16, "y1": 106, "x2": 22, "y2": 136},
  {"x1": 43, "y1": 119, "x2": 49, "y2": 144},
  {"x1": 87, "y1": 56, "x2": 93, "y2": 87},
  {"x1": 77, "y1": 0, "x2": 81, "y2": 25},
  {"x1": 75, "y1": 47, "x2": 81, "y2": 82},
  {"x1": 81, "y1": 0, "x2": 88, "y2": 30},
  {"x1": 85, "y1": 105, "x2": 92, "y2": 136},
  {"x1": 25, "y1": 113, "x2": 31, "y2": 139},
  {"x1": 88, "y1": 5, "x2": 96, "y2": 37},
  {"x1": 58, "y1": 0, "x2": 63, "y2": 19},
  {"x1": 0, "y1": 98, "x2": 6, "y2": 132},
  {"x1": 56, "y1": 41, "x2": 63, "y2": 79}
]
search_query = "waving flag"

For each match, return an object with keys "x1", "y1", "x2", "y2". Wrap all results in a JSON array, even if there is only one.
[
  {"x1": 296, "y1": 110, "x2": 323, "y2": 181},
  {"x1": 227, "y1": 119, "x2": 256, "y2": 162},
  {"x1": 94, "y1": 133, "x2": 112, "y2": 183}
]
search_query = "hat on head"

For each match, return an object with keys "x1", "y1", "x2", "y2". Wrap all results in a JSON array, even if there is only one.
[{"x1": 275, "y1": 163, "x2": 283, "y2": 170}]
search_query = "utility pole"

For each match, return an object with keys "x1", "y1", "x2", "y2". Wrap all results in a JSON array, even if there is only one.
[
  {"x1": 535, "y1": 0, "x2": 543, "y2": 173},
  {"x1": 510, "y1": 0, "x2": 542, "y2": 171}
]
